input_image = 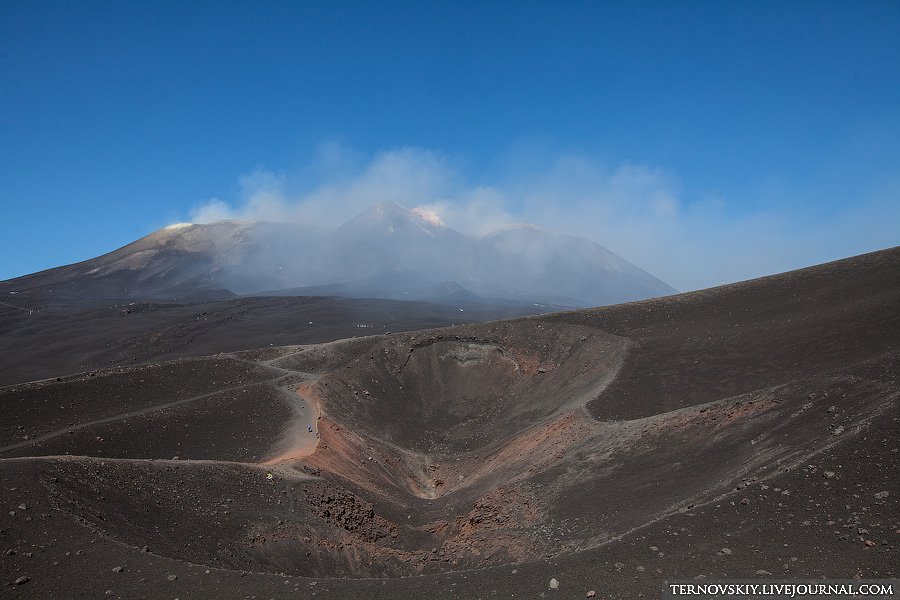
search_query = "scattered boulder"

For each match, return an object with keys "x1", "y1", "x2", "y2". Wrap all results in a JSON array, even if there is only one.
[
  {"x1": 167, "y1": 574, "x2": 178, "y2": 581},
  {"x1": 587, "y1": 592, "x2": 596, "y2": 598},
  {"x1": 549, "y1": 578, "x2": 559, "y2": 589},
  {"x1": 14, "y1": 576, "x2": 30, "y2": 585},
  {"x1": 873, "y1": 491, "x2": 889, "y2": 500},
  {"x1": 112, "y1": 566, "x2": 124, "y2": 573}
]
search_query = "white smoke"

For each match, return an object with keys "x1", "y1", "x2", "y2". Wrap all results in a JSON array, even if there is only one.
[{"x1": 188, "y1": 144, "x2": 900, "y2": 292}]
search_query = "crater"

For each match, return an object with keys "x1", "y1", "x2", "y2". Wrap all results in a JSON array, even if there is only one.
[
  {"x1": 33, "y1": 321, "x2": 891, "y2": 580},
  {"x1": 273, "y1": 321, "x2": 627, "y2": 468}
]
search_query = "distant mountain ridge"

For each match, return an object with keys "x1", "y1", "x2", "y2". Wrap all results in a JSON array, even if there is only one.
[{"x1": 0, "y1": 202, "x2": 677, "y2": 307}]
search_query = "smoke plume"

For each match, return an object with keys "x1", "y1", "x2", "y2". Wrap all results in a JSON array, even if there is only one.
[{"x1": 188, "y1": 144, "x2": 899, "y2": 292}]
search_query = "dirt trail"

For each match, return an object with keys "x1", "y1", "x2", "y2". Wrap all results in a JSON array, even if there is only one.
[
  {"x1": 0, "y1": 299, "x2": 31, "y2": 312},
  {"x1": 0, "y1": 376, "x2": 287, "y2": 455},
  {"x1": 0, "y1": 452, "x2": 322, "y2": 479},
  {"x1": 262, "y1": 379, "x2": 323, "y2": 464},
  {"x1": 0, "y1": 348, "x2": 323, "y2": 462}
]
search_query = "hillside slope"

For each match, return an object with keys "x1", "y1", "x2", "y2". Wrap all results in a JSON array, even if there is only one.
[{"x1": 0, "y1": 246, "x2": 897, "y2": 598}]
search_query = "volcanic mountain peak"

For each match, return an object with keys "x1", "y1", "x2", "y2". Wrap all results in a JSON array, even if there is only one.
[
  {"x1": 409, "y1": 206, "x2": 446, "y2": 227},
  {"x1": 334, "y1": 201, "x2": 455, "y2": 241},
  {"x1": 163, "y1": 222, "x2": 193, "y2": 231},
  {"x1": 1, "y1": 203, "x2": 677, "y2": 306}
]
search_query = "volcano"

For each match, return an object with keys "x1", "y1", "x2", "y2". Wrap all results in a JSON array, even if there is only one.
[{"x1": 0, "y1": 202, "x2": 676, "y2": 306}]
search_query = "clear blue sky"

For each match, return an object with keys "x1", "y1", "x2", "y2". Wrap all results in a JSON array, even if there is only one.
[{"x1": 1, "y1": 0, "x2": 898, "y2": 288}]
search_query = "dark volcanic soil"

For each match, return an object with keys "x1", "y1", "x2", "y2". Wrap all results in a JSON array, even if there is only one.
[
  {"x1": 1, "y1": 247, "x2": 898, "y2": 598},
  {"x1": 0, "y1": 294, "x2": 550, "y2": 387}
]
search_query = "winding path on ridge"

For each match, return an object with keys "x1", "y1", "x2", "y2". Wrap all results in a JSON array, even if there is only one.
[{"x1": 0, "y1": 348, "x2": 324, "y2": 464}]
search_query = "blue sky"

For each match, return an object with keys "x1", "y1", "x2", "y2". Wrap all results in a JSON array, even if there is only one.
[{"x1": 1, "y1": 0, "x2": 898, "y2": 290}]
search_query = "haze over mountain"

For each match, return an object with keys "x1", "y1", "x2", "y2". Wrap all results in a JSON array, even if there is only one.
[{"x1": 1, "y1": 202, "x2": 676, "y2": 307}]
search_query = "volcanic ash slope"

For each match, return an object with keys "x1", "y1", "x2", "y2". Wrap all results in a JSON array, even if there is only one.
[{"x1": 0, "y1": 246, "x2": 897, "y2": 598}]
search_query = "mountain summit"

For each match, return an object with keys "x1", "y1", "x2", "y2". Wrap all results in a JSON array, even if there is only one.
[
  {"x1": 336, "y1": 201, "x2": 452, "y2": 238},
  {"x1": 1, "y1": 203, "x2": 677, "y2": 306}
]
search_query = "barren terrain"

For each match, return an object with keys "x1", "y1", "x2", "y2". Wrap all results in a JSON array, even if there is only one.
[{"x1": 1, "y1": 247, "x2": 897, "y2": 598}]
